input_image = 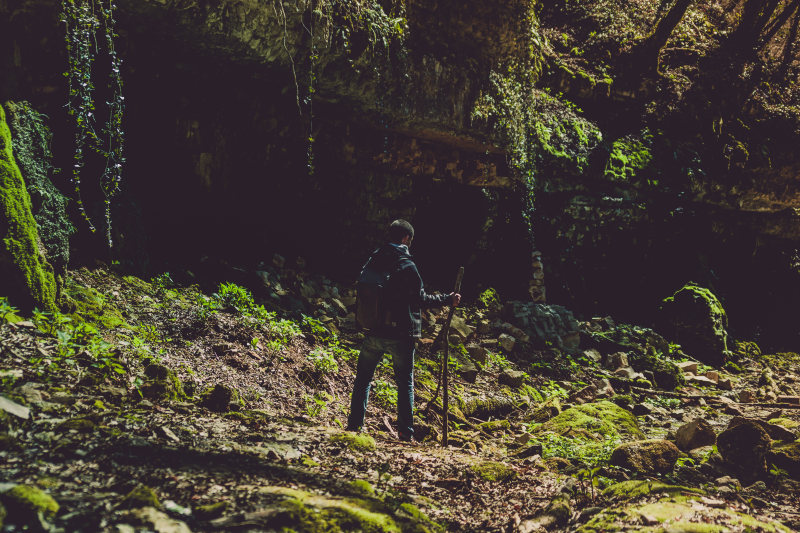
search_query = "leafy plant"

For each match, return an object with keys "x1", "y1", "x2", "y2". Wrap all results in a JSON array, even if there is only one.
[
  {"x1": 308, "y1": 347, "x2": 339, "y2": 374},
  {"x1": 373, "y1": 380, "x2": 397, "y2": 409},
  {"x1": 303, "y1": 391, "x2": 333, "y2": 418},
  {"x1": 0, "y1": 297, "x2": 19, "y2": 323}
]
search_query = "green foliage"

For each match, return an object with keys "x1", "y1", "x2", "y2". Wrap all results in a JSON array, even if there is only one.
[
  {"x1": 150, "y1": 272, "x2": 174, "y2": 295},
  {"x1": 303, "y1": 391, "x2": 333, "y2": 418},
  {"x1": 538, "y1": 431, "x2": 622, "y2": 467},
  {"x1": 644, "y1": 395, "x2": 680, "y2": 410},
  {"x1": 372, "y1": 380, "x2": 397, "y2": 409},
  {"x1": 604, "y1": 130, "x2": 656, "y2": 184},
  {"x1": 31, "y1": 308, "x2": 125, "y2": 378},
  {"x1": 308, "y1": 347, "x2": 339, "y2": 374},
  {"x1": 302, "y1": 314, "x2": 334, "y2": 342},
  {"x1": 486, "y1": 350, "x2": 511, "y2": 370},
  {"x1": 60, "y1": 0, "x2": 125, "y2": 246},
  {"x1": 4, "y1": 101, "x2": 73, "y2": 275},
  {"x1": 0, "y1": 297, "x2": 20, "y2": 323},
  {"x1": 477, "y1": 288, "x2": 501, "y2": 310}
]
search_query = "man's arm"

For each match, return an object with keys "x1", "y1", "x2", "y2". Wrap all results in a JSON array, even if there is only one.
[{"x1": 399, "y1": 263, "x2": 459, "y2": 308}]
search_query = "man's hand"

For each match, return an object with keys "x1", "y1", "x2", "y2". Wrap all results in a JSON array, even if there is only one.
[{"x1": 451, "y1": 293, "x2": 461, "y2": 307}]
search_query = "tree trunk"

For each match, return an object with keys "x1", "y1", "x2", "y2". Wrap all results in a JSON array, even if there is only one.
[{"x1": 637, "y1": 0, "x2": 694, "y2": 71}]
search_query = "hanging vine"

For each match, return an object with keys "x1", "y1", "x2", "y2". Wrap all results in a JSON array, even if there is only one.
[
  {"x1": 60, "y1": 0, "x2": 125, "y2": 248},
  {"x1": 281, "y1": 0, "x2": 407, "y2": 176}
]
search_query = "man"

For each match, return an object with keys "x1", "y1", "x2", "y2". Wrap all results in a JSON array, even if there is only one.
[{"x1": 347, "y1": 219, "x2": 460, "y2": 442}]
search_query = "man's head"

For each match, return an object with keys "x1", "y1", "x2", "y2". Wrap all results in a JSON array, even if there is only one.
[{"x1": 388, "y1": 219, "x2": 414, "y2": 245}]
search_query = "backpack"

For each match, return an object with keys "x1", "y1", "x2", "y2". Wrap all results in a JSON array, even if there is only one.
[{"x1": 355, "y1": 253, "x2": 398, "y2": 330}]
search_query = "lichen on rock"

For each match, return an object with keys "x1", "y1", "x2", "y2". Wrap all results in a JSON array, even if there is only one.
[{"x1": 0, "y1": 103, "x2": 57, "y2": 313}]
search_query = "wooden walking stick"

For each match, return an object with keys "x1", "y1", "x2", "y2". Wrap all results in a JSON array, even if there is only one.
[{"x1": 441, "y1": 266, "x2": 464, "y2": 446}]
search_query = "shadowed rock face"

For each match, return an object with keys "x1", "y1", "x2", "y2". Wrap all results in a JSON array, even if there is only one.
[{"x1": 0, "y1": 0, "x2": 542, "y2": 293}]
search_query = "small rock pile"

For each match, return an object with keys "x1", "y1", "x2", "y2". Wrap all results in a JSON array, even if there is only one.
[{"x1": 503, "y1": 301, "x2": 580, "y2": 350}]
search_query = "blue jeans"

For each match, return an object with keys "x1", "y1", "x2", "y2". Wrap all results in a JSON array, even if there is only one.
[{"x1": 347, "y1": 335, "x2": 416, "y2": 439}]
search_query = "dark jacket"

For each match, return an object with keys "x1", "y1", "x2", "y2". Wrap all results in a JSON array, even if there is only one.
[{"x1": 361, "y1": 243, "x2": 451, "y2": 339}]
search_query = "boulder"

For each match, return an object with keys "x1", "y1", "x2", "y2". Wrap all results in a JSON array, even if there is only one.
[
  {"x1": 659, "y1": 284, "x2": 729, "y2": 367},
  {"x1": 717, "y1": 418, "x2": 772, "y2": 481},
  {"x1": 498, "y1": 369, "x2": 526, "y2": 388},
  {"x1": 449, "y1": 315, "x2": 474, "y2": 341},
  {"x1": 535, "y1": 401, "x2": 643, "y2": 441},
  {"x1": 768, "y1": 441, "x2": 800, "y2": 480},
  {"x1": 728, "y1": 416, "x2": 797, "y2": 442},
  {"x1": 466, "y1": 344, "x2": 488, "y2": 365},
  {"x1": 609, "y1": 439, "x2": 680, "y2": 474},
  {"x1": 0, "y1": 484, "x2": 59, "y2": 524},
  {"x1": 459, "y1": 361, "x2": 479, "y2": 384},
  {"x1": 676, "y1": 361, "x2": 699, "y2": 374},
  {"x1": 675, "y1": 418, "x2": 717, "y2": 451},
  {"x1": 498, "y1": 333, "x2": 516, "y2": 352},
  {"x1": 200, "y1": 384, "x2": 236, "y2": 412},
  {"x1": 608, "y1": 352, "x2": 629, "y2": 369}
]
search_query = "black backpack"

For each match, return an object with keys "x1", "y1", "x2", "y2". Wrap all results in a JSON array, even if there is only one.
[{"x1": 355, "y1": 253, "x2": 398, "y2": 330}]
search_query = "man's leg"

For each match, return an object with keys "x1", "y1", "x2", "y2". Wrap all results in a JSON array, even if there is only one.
[
  {"x1": 347, "y1": 336, "x2": 385, "y2": 431},
  {"x1": 390, "y1": 337, "x2": 416, "y2": 440}
]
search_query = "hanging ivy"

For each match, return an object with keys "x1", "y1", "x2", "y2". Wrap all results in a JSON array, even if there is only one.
[{"x1": 60, "y1": 0, "x2": 125, "y2": 248}]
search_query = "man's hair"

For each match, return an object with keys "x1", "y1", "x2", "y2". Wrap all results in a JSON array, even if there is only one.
[{"x1": 388, "y1": 219, "x2": 414, "y2": 243}]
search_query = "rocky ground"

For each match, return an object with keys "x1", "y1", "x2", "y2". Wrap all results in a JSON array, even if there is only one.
[{"x1": 1, "y1": 261, "x2": 800, "y2": 532}]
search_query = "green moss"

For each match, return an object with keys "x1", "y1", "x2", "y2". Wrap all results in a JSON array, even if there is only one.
[
  {"x1": 193, "y1": 501, "x2": 229, "y2": 519},
  {"x1": 63, "y1": 277, "x2": 126, "y2": 329},
  {"x1": 396, "y1": 503, "x2": 442, "y2": 533},
  {"x1": 331, "y1": 432, "x2": 377, "y2": 452},
  {"x1": 768, "y1": 418, "x2": 800, "y2": 430},
  {"x1": 604, "y1": 130, "x2": 655, "y2": 183},
  {"x1": 349, "y1": 480, "x2": 376, "y2": 497},
  {"x1": 602, "y1": 480, "x2": 702, "y2": 501},
  {"x1": 578, "y1": 497, "x2": 791, "y2": 532},
  {"x1": 123, "y1": 275, "x2": 153, "y2": 292},
  {"x1": 545, "y1": 493, "x2": 571, "y2": 525},
  {"x1": 470, "y1": 460, "x2": 516, "y2": 482},
  {"x1": 734, "y1": 340, "x2": 762, "y2": 359},
  {"x1": 479, "y1": 419, "x2": 511, "y2": 433},
  {"x1": 1, "y1": 484, "x2": 59, "y2": 521},
  {"x1": 260, "y1": 486, "x2": 402, "y2": 533},
  {"x1": 0, "y1": 103, "x2": 57, "y2": 313},
  {"x1": 120, "y1": 484, "x2": 160, "y2": 509},
  {"x1": 535, "y1": 401, "x2": 643, "y2": 440},
  {"x1": 5, "y1": 101, "x2": 72, "y2": 278}
]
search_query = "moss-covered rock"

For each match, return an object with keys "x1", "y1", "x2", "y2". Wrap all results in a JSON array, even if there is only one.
[
  {"x1": 193, "y1": 500, "x2": 229, "y2": 520},
  {"x1": 602, "y1": 480, "x2": 703, "y2": 501},
  {"x1": 470, "y1": 460, "x2": 516, "y2": 482},
  {"x1": 535, "y1": 400, "x2": 643, "y2": 440},
  {"x1": 120, "y1": 484, "x2": 161, "y2": 510},
  {"x1": 717, "y1": 418, "x2": 771, "y2": 482},
  {"x1": 603, "y1": 130, "x2": 655, "y2": 184},
  {"x1": 578, "y1": 497, "x2": 790, "y2": 532},
  {"x1": 330, "y1": 432, "x2": 377, "y2": 452},
  {"x1": 0, "y1": 103, "x2": 57, "y2": 313},
  {"x1": 0, "y1": 484, "x2": 59, "y2": 523},
  {"x1": 608, "y1": 439, "x2": 680, "y2": 474},
  {"x1": 4, "y1": 101, "x2": 72, "y2": 279},
  {"x1": 254, "y1": 486, "x2": 442, "y2": 533},
  {"x1": 63, "y1": 276, "x2": 126, "y2": 329},
  {"x1": 768, "y1": 441, "x2": 800, "y2": 480},
  {"x1": 660, "y1": 283, "x2": 730, "y2": 367},
  {"x1": 141, "y1": 363, "x2": 186, "y2": 403},
  {"x1": 479, "y1": 419, "x2": 511, "y2": 434}
]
